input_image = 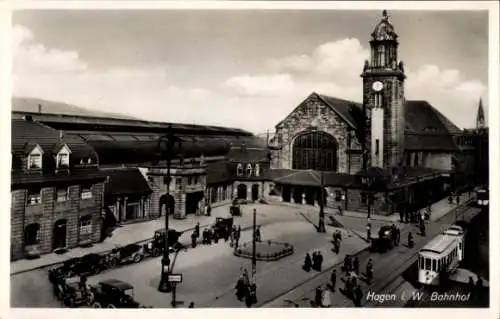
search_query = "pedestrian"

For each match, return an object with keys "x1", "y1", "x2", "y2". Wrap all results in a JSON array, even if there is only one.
[
  {"x1": 202, "y1": 228, "x2": 208, "y2": 245},
  {"x1": 191, "y1": 231, "x2": 197, "y2": 248},
  {"x1": 303, "y1": 253, "x2": 312, "y2": 272},
  {"x1": 330, "y1": 269, "x2": 337, "y2": 292},
  {"x1": 467, "y1": 277, "x2": 475, "y2": 295},
  {"x1": 314, "y1": 287, "x2": 322, "y2": 307},
  {"x1": 237, "y1": 225, "x2": 242, "y2": 239},
  {"x1": 343, "y1": 255, "x2": 350, "y2": 272},
  {"x1": 317, "y1": 251, "x2": 324, "y2": 271},
  {"x1": 448, "y1": 195, "x2": 453, "y2": 205},
  {"x1": 207, "y1": 227, "x2": 213, "y2": 245},
  {"x1": 256, "y1": 226, "x2": 261, "y2": 242},
  {"x1": 456, "y1": 194, "x2": 460, "y2": 205},
  {"x1": 338, "y1": 205, "x2": 343, "y2": 216},
  {"x1": 213, "y1": 228, "x2": 219, "y2": 244},
  {"x1": 333, "y1": 238, "x2": 340, "y2": 254},
  {"x1": 195, "y1": 222, "x2": 200, "y2": 238},
  {"x1": 207, "y1": 204, "x2": 212, "y2": 216},
  {"x1": 366, "y1": 259, "x2": 373, "y2": 284},
  {"x1": 321, "y1": 286, "x2": 331, "y2": 307},
  {"x1": 311, "y1": 252, "x2": 317, "y2": 271},
  {"x1": 354, "y1": 285, "x2": 363, "y2": 307},
  {"x1": 188, "y1": 302, "x2": 195, "y2": 308},
  {"x1": 353, "y1": 256, "x2": 359, "y2": 275}
]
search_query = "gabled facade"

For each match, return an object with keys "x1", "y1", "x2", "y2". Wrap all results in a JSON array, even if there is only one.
[{"x1": 11, "y1": 117, "x2": 107, "y2": 261}]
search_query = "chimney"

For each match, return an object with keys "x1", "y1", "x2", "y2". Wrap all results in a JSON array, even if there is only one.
[{"x1": 38, "y1": 104, "x2": 42, "y2": 114}]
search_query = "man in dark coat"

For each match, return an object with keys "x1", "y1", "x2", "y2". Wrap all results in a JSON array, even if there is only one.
[
  {"x1": 303, "y1": 253, "x2": 312, "y2": 272},
  {"x1": 330, "y1": 269, "x2": 337, "y2": 292},
  {"x1": 354, "y1": 285, "x2": 363, "y2": 307},
  {"x1": 317, "y1": 252, "x2": 324, "y2": 271},
  {"x1": 353, "y1": 257, "x2": 360, "y2": 275},
  {"x1": 314, "y1": 287, "x2": 322, "y2": 307},
  {"x1": 191, "y1": 231, "x2": 197, "y2": 248},
  {"x1": 255, "y1": 226, "x2": 261, "y2": 242},
  {"x1": 195, "y1": 222, "x2": 200, "y2": 239}
]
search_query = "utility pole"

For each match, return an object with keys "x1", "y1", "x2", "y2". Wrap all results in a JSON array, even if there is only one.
[
  {"x1": 158, "y1": 124, "x2": 182, "y2": 303},
  {"x1": 317, "y1": 171, "x2": 326, "y2": 233},
  {"x1": 247, "y1": 208, "x2": 258, "y2": 307}
]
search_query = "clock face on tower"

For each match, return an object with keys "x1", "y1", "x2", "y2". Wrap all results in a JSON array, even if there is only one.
[{"x1": 372, "y1": 81, "x2": 384, "y2": 92}]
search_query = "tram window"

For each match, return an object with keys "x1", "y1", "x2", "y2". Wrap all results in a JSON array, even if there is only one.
[
  {"x1": 425, "y1": 258, "x2": 431, "y2": 270},
  {"x1": 432, "y1": 259, "x2": 437, "y2": 271}
]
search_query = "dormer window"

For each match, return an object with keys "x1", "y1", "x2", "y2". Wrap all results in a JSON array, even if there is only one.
[
  {"x1": 237, "y1": 164, "x2": 243, "y2": 176},
  {"x1": 27, "y1": 144, "x2": 43, "y2": 169},
  {"x1": 56, "y1": 144, "x2": 71, "y2": 169},
  {"x1": 255, "y1": 164, "x2": 260, "y2": 177},
  {"x1": 246, "y1": 164, "x2": 253, "y2": 177}
]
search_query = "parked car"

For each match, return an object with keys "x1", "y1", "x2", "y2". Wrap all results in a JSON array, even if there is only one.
[
  {"x1": 90, "y1": 279, "x2": 141, "y2": 308},
  {"x1": 144, "y1": 229, "x2": 182, "y2": 257},
  {"x1": 104, "y1": 244, "x2": 145, "y2": 268},
  {"x1": 54, "y1": 276, "x2": 94, "y2": 308},
  {"x1": 74, "y1": 253, "x2": 108, "y2": 276},
  {"x1": 48, "y1": 257, "x2": 82, "y2": 283},
  {"x1": 215, "y1": 216, "x2": 234, "y2": 239}
]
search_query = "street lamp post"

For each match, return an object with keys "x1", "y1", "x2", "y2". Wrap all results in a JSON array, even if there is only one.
[
  {"x1": 158, "y1": 124, "x2": 182, "y2": 298},
  {"x1": 317, "y1": 171, "x2": 326, "y2": 233},
  {"x1": 247, "y1": 208, "x2": 258, "y2": 307}
]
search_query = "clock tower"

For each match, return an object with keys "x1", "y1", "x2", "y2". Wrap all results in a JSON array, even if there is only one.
[{"x1": 361, "y1": 10, "x2": 406, "y2": 169}]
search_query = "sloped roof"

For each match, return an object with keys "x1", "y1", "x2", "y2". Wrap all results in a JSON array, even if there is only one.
[
  {"x1": 270, "y1": 169, "x2": 356, "y2": 187},
  {"x1": 103, "y1": 168, "x2": 152, "y2": 197},
  {"x1": 278, "y1": 92, "x2": 461, "y2": 152},
  {"x1": 206, "y1": 161, "x2": 232, "y2": 184},
  {"x1": 227, "y1": 147, "x2": 270, "y2": 163},
  {"x1": 11, "y1": 118, "x2": 97, "y2": 162}
]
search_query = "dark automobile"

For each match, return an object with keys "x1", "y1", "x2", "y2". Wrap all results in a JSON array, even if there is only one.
[
  {"x1": 230, "y1": 200, "x2": 242, "y2": 216},
  {"x1": 214, "y1": 216, "x2": 233, "y2": 239},
  {"x1": 144, "y1": 228, "x2": 182, "y2": 257},
  {"x1": 48, "y1": 257, "x2": 82, "y2": 283},
  {"x1": 74, "y1": 253, "x2": 108, "y2": 276},
  {"x1": 91, "y1": 279, "x2": 141, "y2": 308},
  {"x1": 105, "y1": 244, "x2": 145, "y2": 268},
  {"x1": 54, "y1": 276, "x2": 94, "y2": 308},
  {"x1": 370, "y1": 225, "x2": 400, "y2": 253}
]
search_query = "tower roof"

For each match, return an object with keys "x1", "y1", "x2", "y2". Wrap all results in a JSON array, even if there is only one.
[
  {"x1": 371, "y1": 10, "x2": 398, "y2": 41},
  {"x1": 476, "y1": 98, "x2": 485, "y2": 128}
]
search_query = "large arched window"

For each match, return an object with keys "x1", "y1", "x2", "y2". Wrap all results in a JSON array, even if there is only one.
[{"x1": 292, "y1": 131, "x2": 338, "y2": 171}]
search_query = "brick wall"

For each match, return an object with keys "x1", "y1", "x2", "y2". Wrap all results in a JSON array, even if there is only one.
[
  {"x1": 11, "y1": 180, "x2": 105, "y2": 261},
  {"x1": 274, "y1": 94, "x2": 357, "y2": 173}
]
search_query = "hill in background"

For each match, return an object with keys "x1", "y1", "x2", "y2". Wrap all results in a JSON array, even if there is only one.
[{"x1": 12, "y1": 97, "x2": 138, "y2": 120}]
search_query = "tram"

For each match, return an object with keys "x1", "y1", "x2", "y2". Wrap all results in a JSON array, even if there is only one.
[
  {"x1": 475, "y1": 187, "x2": 489, "y2": 207},
  {"x1": 417, "y1": 234, "x2": 460, "y2": 286},
  {"x1": 443, "y1": 225, "x2": 465, "y2": 261}
]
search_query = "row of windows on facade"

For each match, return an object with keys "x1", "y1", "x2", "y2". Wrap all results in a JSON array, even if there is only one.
[
  {"x1": 23, "y1": 184, "x2": 94, "y2": 206},
  {"x1": 161, "y1": 176, "x2": 202, "y2": 188},
  {"x1": 418, "y1": 245, "x2": 460, "y2": 273},
  {"x1": 236, "y1": 163, "x2": 260, "y2": 177},
  {"x1": 23, "y1": 143, "x2": 93, "y2": 170},
  {"x1": 23, "y1": 215, "x2": 93, "y2": 246}
]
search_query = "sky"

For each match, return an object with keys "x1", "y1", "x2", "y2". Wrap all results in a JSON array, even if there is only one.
[{"x1": 12, "y1": 9, "x2": 489, "y2": 133}]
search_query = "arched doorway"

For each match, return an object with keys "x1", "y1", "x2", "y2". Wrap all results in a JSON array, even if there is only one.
[
  {"x1": 305, "y1": 188, "x2": 315, "y2": 205},
  {"x1": 282, "y1": 185, "x2": 291, "y2": 202},
  {"x1": 159, "y1": 194, "x2": 175, "y2": 216},
  {"x1": 293, "y1": 187, "x2": 304, "y2": 204},
  {"x1": 251, "y1": 184, "x2": 259, "y2": 201},
  {"x1": 237, "y1": 184, "x2": 247, "y2": 200},
  {"x1": 53, "y1": 219, "x2": 67, "y2": 250},
  {"x1": 292, "y1": 131, "x2": 338, "y2": 171}
]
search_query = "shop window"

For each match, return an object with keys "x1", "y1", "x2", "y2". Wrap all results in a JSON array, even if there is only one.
[
  {"x1": 246, "y1": 164, "x2": 253, "y2": 177},
  {"x1": 56, "y1": 187, "x2": 69, "y2": 202},
  {"x1": 24, "y1": 223, "x2": 40, "y2": 246},
  {"x1": 237, "y1": 164, "x2": 243, "y2": 176},
  {"x1": 27, "y1": 188, "x2": 42, "y2": 205},
  {"x1": 80, "y1": 184, "x2": 93, "y2": 200},
  {"x1": 79, "y1": 215, "x2": 92, "y2": 235}
]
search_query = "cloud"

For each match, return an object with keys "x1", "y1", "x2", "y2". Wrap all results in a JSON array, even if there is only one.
[
  {"x1": 13, "y1": 24, "x2": 487, "y2": 133},
  {"x1": 227, "y1": 38, "x2": 487, "y2": 129}
]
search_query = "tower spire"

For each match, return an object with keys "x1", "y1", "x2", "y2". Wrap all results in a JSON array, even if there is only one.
[{"x1": 476, "y1": 98, "x2": 485, "y2": 129}]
